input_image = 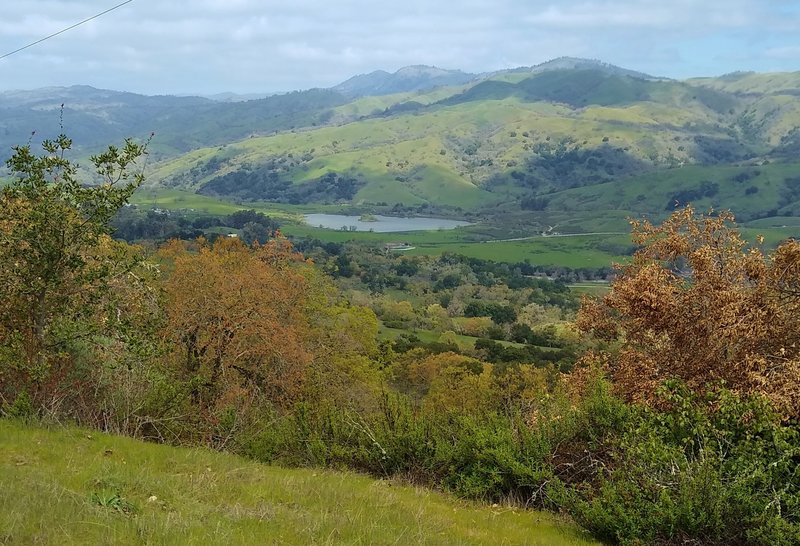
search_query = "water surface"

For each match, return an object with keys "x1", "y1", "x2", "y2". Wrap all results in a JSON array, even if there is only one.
[{"x1": 305, "y1": 213, "x2": 471, "y2": 233}]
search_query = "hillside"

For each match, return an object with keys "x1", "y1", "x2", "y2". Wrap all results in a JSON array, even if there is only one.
[
  {"x1": 0, "y1": 420, "x2": 598, "y2": 546},
  {"x1": 140, "y1": 66, "x2": 800, "y2": 223},
  {"x1": 5, "y1": 60, "x2": 800, "y2": 226},
  {"x1": 0, "y1": 86, "x2": 349, "y2": 160},
  {"x1": 542, "y1": 161, "x2": 800, "y2": 223},
  {"x1": 142, "y1": 74, "x2": 744, "y2": 211}
]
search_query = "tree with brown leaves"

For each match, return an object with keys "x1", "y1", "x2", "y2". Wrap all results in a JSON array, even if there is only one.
[
  {"x1": 161, "y1": 236, "x2": 312, "y2": 410},
  {"x1": 577, "y1": 206, "x2": 800, "y2": 417}
]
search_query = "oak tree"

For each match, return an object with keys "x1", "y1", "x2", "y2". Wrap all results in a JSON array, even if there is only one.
[
  {"x1": 161, "y1": 236, "x2": 312, "y2": 409},
  {"x1": 578, "y1": 206, "x2": 800, "y2": 416},
  {"x1": 0, "y1": 134, "x2": 149, "y2": 403}
]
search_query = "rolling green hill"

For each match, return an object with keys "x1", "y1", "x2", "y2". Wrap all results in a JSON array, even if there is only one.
[
  {"x1": 543, "y1": 161, "x2": 800, "y2": 223},
  {"x1": 7, "y1": 60, "x2": 800, "y2": 230},
  {"x1": 137, "y1": 64, "x2": 800, "y2": 225},
  {"x1": 140, "y1": 89, "x2": 740, "y2": 212}
]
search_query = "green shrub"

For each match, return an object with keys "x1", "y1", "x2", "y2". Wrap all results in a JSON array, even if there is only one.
[
  {"x1": 569, "y1": 384, "x2": 800, "y2": 546},
  {"x1": 4, "y1": 391, "x2": 34, "y2": 419},
  {"x1": 433, "y1": 412, "x2": 553, "y2": 501}
]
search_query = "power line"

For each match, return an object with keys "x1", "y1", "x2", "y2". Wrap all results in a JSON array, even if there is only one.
[{"x1": 0, "y1": 0, "x2": 136, "y2": 61}]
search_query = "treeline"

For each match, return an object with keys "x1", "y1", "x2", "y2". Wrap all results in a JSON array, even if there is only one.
[
  {"x1": 199, "y1": 168, "x2": 362, "y2": 204},
  {"x1": 112, "y1": 206, "x2": 279, "y2": 244}
]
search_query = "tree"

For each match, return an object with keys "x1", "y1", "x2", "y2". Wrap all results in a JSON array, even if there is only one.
[
  {"x1": 0, "y1": 134, "x2": 149, "y2": 402},
  {"x1": 161, "y1": 236, "x2": 312, "y2": 409},
  {"x1": 240, "y1": 221, "x2": 273, "y2": 245},
  {"x1": 161, "y1": 235, "x2": 382, "y2": 419},
  {"x1": 577, "y1": 206, "x2": 800, "y2": 417}
]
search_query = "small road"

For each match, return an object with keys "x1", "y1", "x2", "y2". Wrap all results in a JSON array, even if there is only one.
[{"x1": 483, "y1": 232, "x2": 627, "y2": 243}]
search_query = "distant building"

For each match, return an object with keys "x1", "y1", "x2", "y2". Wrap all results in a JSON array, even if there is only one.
[{"x1": 384, "y1": 242, "x2": 414, "y2": 251}]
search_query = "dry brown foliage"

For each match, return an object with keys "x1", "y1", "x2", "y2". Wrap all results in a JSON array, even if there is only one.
[
  {"x1": 161, "y1": 236, "x2": 312, "y2": 410},
  {"x1": 577, "y1": 206, "x2": 800, "y2": 417}
]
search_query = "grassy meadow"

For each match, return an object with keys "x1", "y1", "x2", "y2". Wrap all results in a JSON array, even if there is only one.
[
  {"x1": 0, "y1": 420, "x2": 599, "y2": 546},
  {"x1": 128, "y1": 187, "x2": 800, "y2": 271}
]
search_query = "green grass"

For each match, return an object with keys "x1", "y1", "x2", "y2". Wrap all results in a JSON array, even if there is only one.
[
  {"x1": 283, "y1": 224, "x2": 630, "y2": 268},
  {"x1": 378, "y1": 324, "x2": 548, "y2": 351},
  {"x1": 141, "y1": 90, "x2": 735, "y2": 211},
  {"x1": 567, "y1": 282, "x2": 612, "y2": 296},
  {"x1": 404, "y1": 235, "x2": 630, "y2": 269},
  {"x1": 744, "y1": 216, "x2": 800, "y2": 228},
  {"x1": 129, "y1": 188, "x2": 343, "y2": 220},
  {"x1": 688, "y1": 71, "x2": 800, "y2": 96},
  {"x1": 0, "y1": 419, "x2": 599, "y2": 545},
  {"x1": 545, "y1": 161, "x2": 800, "y2": 221}
]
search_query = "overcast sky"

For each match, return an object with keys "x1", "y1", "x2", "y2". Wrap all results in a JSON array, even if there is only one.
[{"x1": 1, "y1": 0, "x2": 799, "y2": 95}]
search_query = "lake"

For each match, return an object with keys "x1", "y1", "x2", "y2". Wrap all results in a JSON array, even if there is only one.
[{"x1": 305, "y1": 213, "x2": 471, "y2": 233}]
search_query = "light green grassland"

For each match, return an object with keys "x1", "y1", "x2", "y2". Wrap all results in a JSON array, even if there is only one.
[
  {"x1": 283, "y1": 223, "x2": 630, "y2": 268},
  {"x1": 401, "y1": 234, "x2": 632, "y2": 269},
  {"x1": 129, "y1": 188, "x2": 333, "y2": 221},
  {"x1": 131, "y1": 187, "x2": 261, "y2": 215},
  {"x1": 567, "y1": 282, "x2": 612, "y2": 297},
  {"x1": 0, "y1": 420, "x2": 599, "y2": 546},
  {"x1": 545, "y1": 161, "x2": 800, "y2": 219},
  {"x1": 444, "y1": 242, "x2": 613, "y2": 267},
  {"x1": 143, "y1": 93, "x2": 733, "y2": 208},
  {"x1": 329, "y1": 85, "x2": 473, "y2": 121},
  {"x1": 744, "y1": 216, "x2": 800, "y2": 228},
  {"x1": 687, "y1": 72, "x2": 800, "y2": 96}
]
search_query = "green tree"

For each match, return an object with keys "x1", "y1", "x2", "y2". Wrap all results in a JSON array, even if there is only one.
[
  {"x1": 0, "y1": 134, "x2": 149, "y2": 401},
  {"x1": 240, "y1": 221, "x2": 272, "y2": 245}
]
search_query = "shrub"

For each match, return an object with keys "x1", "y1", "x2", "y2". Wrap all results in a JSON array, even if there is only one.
[{"x1": 568, "y1": 384, "x2": 800, "y2": 546}]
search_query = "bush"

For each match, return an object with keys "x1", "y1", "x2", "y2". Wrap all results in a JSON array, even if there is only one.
[{"x1": 568, "y1": 384, "x2": 800, "y2": 546}]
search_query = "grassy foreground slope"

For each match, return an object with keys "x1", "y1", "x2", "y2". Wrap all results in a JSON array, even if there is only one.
[{"x1": 0, "y1": 420, "x2": 599, "y2": 546}]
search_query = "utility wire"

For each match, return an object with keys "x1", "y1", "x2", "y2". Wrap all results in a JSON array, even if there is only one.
[{"x1": 0, "y1": 0, "x2": 135, "y2": 61}]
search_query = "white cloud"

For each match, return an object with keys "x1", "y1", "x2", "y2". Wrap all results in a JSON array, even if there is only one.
[
  {"x1": 764, "y1": 45, "x2": 800, "y2": 60},
  {"x1": 0, "y1": 0, "x2": 798, "y2": 93},
  {"x1": 523, "y1": 0, "x2": 769, "y2": 29}
]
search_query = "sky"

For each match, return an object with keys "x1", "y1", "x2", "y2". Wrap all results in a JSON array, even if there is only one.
[{"x1": 1, "y1": 0, "x2": 799, "y2": 96}]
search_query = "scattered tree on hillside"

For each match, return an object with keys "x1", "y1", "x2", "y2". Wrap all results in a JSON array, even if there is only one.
[
  {"x1": 0, "y1": 134, "x2": 151, "y2": 404},
  {"x1": 161, "y1": 237, "x2": 311, "y2": 409},
  {"x1": 578, "y1": 206, "x2": 800, "y2": 416},
  {"x1": 160, "y1": 234, "x2": 381, "y2": 422}
]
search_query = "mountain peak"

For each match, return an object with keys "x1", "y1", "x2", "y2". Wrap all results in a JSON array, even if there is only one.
[
  {"x1": 394, "y1": 65, "x2": 468, "y2": 78},
  {"x1": 530, "y1": 57, "x2": 660, "y2": 80},
  {"x1": 332, "y1": 65, "x2": 476, "y2": 97}
]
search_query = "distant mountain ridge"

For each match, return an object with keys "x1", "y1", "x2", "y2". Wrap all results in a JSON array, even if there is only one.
[
  {"x1": 6, "y1": 58, "x2": 800, "y2": 225},
  {"x1": 0, "y1": 85, "x2": 346, "y2": 158},
  {"x1": 332, "y1": 65, "x2": 477, "y2": 97},
  {"x1": 0, "y1": 57, "x2": 660, "y2": 108},
  {"x1": 527, "y1": 57, "x2": 660, "y2": 80},
  {"x1": 329, "y1": 58, "x2": 659, "y2": 98}
]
